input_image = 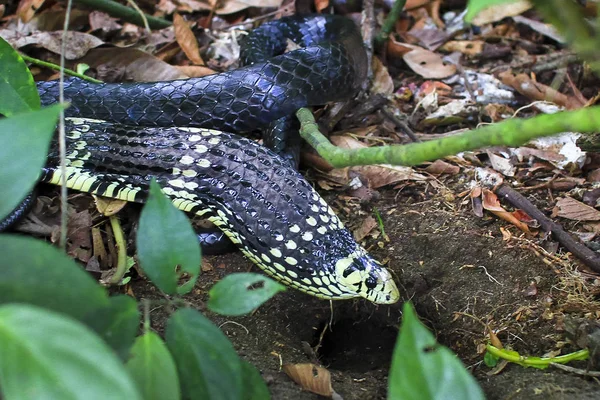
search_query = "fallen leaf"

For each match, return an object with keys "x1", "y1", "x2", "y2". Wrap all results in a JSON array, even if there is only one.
[
  {"x1": 471, "y1": 0, "x2": 532, "y2": 25},
  {"x1": 283, "y1": 364, "x2": 333, "y2": 397},
  {"x1": 175, "y1": 65, "x2": 216, "y2": 77},
  {"x1": 487, "y1": 151, "x2": 516, "y2": 177},
  {"x1": 353, "y1": 216, "x2": 378, "y2": 242},
  {"x1": 80, "y1": 47, "x2": 188, "y2": 82},
  {"x1": 94, "y1": 196, "x2": 128, "y2": 216},
  {"x1": 553, "y1": 197, "x2": 600, "y2": 221},
  {"x1": 402, "y1": 44, "x2": 456, "y2": 79},
  {"x1": 424, "y1": 159, "x2": 459, "y2": 176},
  {"x1": 0, "y1": 30, "x2": 103, "y2": 59},
  {"x1": 89, "y1": 11, "x2": 122, "y2": 33},
  {"x1": 372, "y1": 56, "x2": 394, "y2": 96},
  {"x1": 16, "y1": 0, "x2": 46, "y2": 23},
  {"x1": 173, "y1": 13, "x2": 204, "y2": 65},
  {"x1": 216, "y1": 0, "x2": 283, "y2": 15},
  {"x1": 440, "y1": 40, "x2": 484, "y2": 56}
]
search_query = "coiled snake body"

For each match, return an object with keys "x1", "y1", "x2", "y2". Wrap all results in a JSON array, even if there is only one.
[{"x1": 35, "y1": 15, "x2": 400, "y2": 304}]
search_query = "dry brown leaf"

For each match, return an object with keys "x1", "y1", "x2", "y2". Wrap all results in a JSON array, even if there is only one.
[
  {"x1": 498, "y1": 71, "x2": 586, "y2": 109},
  {"x1": 353, "y1": 216, "x2": 378, "y2": 242},
  {"x1": 216, "y1": 0, "x2": 283, "y2": 14},
  {"x1": 283, "y1": 364, "x2": 333, "y2": 397},
  {"x1": 330, "y1": 136, "x2": 428, "y2": 188},
  {"x1": 16, "y1": 0, "x2": 46, "y2": 23},
  {"x1": 173, "y1": 13, "x2": 204, "y2": 65},
  {"x1": 371, "y1": 56, "x2": 394, "y2": 96},
  {"x1": 402, "y1": 45, "x2": 456, "y2": 79},
  {"x1": 482, "y1": 189, "x2": 504, "y2": 212},
  {"x1": 440, "y1": 40, "x2": 484, "y2": 56},
  {"x1": 80, "y1": 48, "x2": 188, "y2": 82},
  {"x1": 89, "y1": 11, "x2": 122, "y2": 33},
  {"x1": 471, "y1": 0, "x2": 532, "y2": 25},
  {"x1": 314, "y1": 0, "x2": 329, "y2": 12},
  {"x1": 175, "y1": 65, "x2": 216, "y2": 77},
  {"x1": 424, "y1": 159, "x2": 459, "y2": 176},
  {"x1": 94, "y1": 196, "x2": 127, "y2": 217},
  {"x1": 553, "y1": 197, "x2": 600, "y2": 221},
  {"x1": 0, "y1": 30, "x2": 103, "y2": 60}
]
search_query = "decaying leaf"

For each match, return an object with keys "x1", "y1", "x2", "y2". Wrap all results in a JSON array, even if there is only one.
[
  {"x1": 330, "y1": 136, "x2": 428, "y2": 188},
  {"x1": 173, "y1": 13, "x2": 204, "y2": 65},
  {"x1": 440, "y1": 40, "x2": 484, "y2": 56},
  {"x1": 424, "y1": 159, "x2": 460, "y2": 176},
  {"x1": 80, "y1": 47, "x2": 188, "y2": 82},
  {"x1": 353, "y1": 216, "x2": 378, "y2": 242},
  {"x1": 487, "y1": 151, "x2": 516, "y2": 177},
  {"x1": 402, "y1": 44, "x2": 456, "y2": 79},
  {"x1": 470, "y1": 0, "x2": 532, "y2": 25},
  {"x1": 372, "y1": 56, "x2": 394, "y2": 96},
  {"x1": 553, "y1": 197, "x2": 600, "y2": 221},
  {"x1": 16, "y1": 0, "x2": 46, "y2": 23},
  {"x1": 0, "y1": 30, "x2": 103, "y2": 59},
  {"x1": 481, "y1": 189, "x2": 531, "y2": 233},
  {"x1": 94, "y1": 196, "x2": 128, "y2": 217},
  {"x1": 283, "y1": 363, "x2": 334, "y2": 397}
]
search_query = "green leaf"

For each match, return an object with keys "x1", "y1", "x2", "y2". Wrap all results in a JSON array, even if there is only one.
[
  {"x1": 483, "y1": 351, "x2": 499, "y2": 367},
  {"x1": 0, "y1": 36, "x2": 40, "y2": 115},
  {"x1": 0, "y1": 235, "x2": 109, "y2": 320},
  {"x1": 465, "y1": 0, "x2": 523, "y2": 22},
  {"x1": 166, "y1": 308, "x2": 243, "y2": 400},
  {"x1": 0, "y1": 304, "x2": 141, "y2": 400},
  {"x1": 82, "y1": 295, "x2": 140, "y2": 360},
  {"x1": 137, "y1": 180, "x2": 200, "y2": 295},
  {"x1": 240, "y1": 360, "x2": 270, "y2": 400},
  {"x1": 0, "y1": 105, "x2": 62, "y2": 222},
  {"x1": 208, "y1": 272, "x2": 285, "y2": 316},
  {"x1": 126, "y1": 331, "x2": 181, "y2": 400},
  {"x1": 388, "y1": 302, "x2": 485, "y2": 400}
]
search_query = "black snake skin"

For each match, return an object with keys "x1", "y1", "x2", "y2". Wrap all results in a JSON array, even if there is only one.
[{"x1": 37, "y1": 15, "x2": 367, "y2": 135}]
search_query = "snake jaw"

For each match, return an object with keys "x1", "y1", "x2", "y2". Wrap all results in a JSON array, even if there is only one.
[{"x1": 334, "y1": 250, "x2": 400, "y2": 305}]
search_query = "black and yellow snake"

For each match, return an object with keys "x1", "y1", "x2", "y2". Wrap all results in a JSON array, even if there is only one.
[{"x1": 13, "y1": 15, "x2": 400, "y2": 304}]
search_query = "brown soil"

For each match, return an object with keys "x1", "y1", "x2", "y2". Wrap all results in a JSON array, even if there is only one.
[{"x1": 133, "y1": 182, "x2": 600, "y2": 400}]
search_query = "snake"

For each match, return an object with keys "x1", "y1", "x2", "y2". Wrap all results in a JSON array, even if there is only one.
[{"x1": 24, "y1": 14, "x2": 400, "y2": 304}]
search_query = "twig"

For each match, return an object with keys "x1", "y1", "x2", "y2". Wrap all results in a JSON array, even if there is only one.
[
  {"x1": 495, "y1": 184, "x2": 600, "y2": 273},
  {"x1": 374, "y1": 0, "x2": 407, "y2": 49},
  {"x1": 20, "y1": 53, "x2": 102, "y2": 83},
  {"x1": 550, "y1": 362, "x2": 600, "y2": 377},
  {"x1": 108, "y1": 215, "x2": 128, "y2": 284},
  {"x1": 381, "y1": 106, "x2": 420, "y2": 142},
  {"x1": 73, "y1": 0, "x2": 171, "y2": 29}
]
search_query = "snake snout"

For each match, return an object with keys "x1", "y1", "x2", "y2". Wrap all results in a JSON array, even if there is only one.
[{"x1": 335, "y1": 253, "x2": 400, "y2": 305}]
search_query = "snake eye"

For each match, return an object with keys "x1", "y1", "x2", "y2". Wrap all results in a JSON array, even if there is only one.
[{"x1": 365, "y1": 273, "x2": 378, "y2": 289}]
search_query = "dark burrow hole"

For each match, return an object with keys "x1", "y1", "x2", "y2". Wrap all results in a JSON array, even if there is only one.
[{"x1": 313, "y1": 317, "x2": 398, "y2": 373}]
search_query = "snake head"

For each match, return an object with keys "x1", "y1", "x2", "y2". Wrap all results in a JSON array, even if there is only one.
[{"x1": 334, "y1": 251, "x2": 400, "y2": 304}]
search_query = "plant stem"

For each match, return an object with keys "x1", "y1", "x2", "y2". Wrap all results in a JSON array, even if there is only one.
[
  {"x1": 20, "y1": 53, "x2": 102, "y2": 83},
  {"x1": 74, "y1": 0, "x2": 171, "y2": 29}
]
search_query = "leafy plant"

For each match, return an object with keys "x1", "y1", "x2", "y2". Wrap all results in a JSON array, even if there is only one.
[{"x1": 0, "y1": 25, "x2": 485, "y2": 400}]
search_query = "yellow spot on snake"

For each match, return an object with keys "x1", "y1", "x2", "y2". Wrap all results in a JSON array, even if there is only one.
[
  {"x1": 285, "y1": 257, "x2": 297, "y2": 266},
  {"x1": 208, "y1": 137, "x2": 220, "y2": 145},
  {"x1": 194, "y1": 144, "x2": 208, "y2": 153},
  {"x1": 197, "y1": 159, "x2": 210, "y2": 168},
  {"x1": 306, "y1": 216, "x2": 317, "y2": 226},
  {"x1": 261, "y1": 254, "x2": 271, "y2": 263},
  {"x1": 287, "y1": 270, "x2": 298, "y2": 279},
  {"x1": 285, "y1": 240, "x2": 297, "y2": 250},
  {"x1": 270, "y1": 248, "x2": 282, "y2": 258},
  {"x1": 188, "y1": 135, "x2": 202, "y2": 141},
  {"x1": 185, "y1": 182, "x2": 198, "y2": 190},
  {"x1": 179, "y1": 127, "x2": 202, "y2": 133},
  {"x1": 180, "y1": 155, "x2": 194, "y2": 165},
  {"x1": 168, "y1": 179, "x2": 185, "y2": 188},
  {"x1": 182, "y1": 169, "x2": 198, "y2": 178},
  {"x1": 318, "y1": 287, "x2": 333, "y2": 296},
  {"x1": 319, "y1": 214, "x2": 329, "y2": 223},
  {"x1": 313, "y1": 277, "x2": 322, "y2": 286},
  {"x1": 273, "y1": 262, "x2": 286, "y2": 272},
  {"x1": 172, "y1": 167, "x2": 181, "y2": 175},
  {"x1": 302, "y1": 232, "x2": 313, "y2": 241},
  {"x1": 317, "y1": 226, "x2": 327, "y2": 235},
  {"x1": 289, "y1": 224, "x2": 300, "y2": 233}
]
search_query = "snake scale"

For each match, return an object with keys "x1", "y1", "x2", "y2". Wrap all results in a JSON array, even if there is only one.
[{"x1": 33, "y1": 14, "x2": 400, "y2": 304}]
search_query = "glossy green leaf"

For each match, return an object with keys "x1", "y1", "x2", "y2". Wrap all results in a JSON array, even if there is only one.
[
  {"x1": 483, "y1": 351, "x2": 499, "y2": 368},
  {"x1": 465, "y1": 0, "x2": 523, "y2": 22},
  {"x1": 388, "y1": 302, "x2": 485, "y2": 400},
  {"x1": 126, "y1": 331, "x2": 181, "y2": 400},
  {"x1": 137, "y1": 180, "x2": 200, "y2": 295},
  {"x1": 166, "y1": 308, "x2": 243, "y2": 400},
  {"x1": 241, "y1": 360, "x2": 270, "y2": 400},
  {"x1": 82, "y1": 295, "x2": 140, "y2": 360},
  {"x1": 208, "y1": 272, "x2": 285, "y2": 316},
  {"x1": 0, "y1": 36, "x2": 40, "y2": 115},
  {"x1": 0, "y1": 304, "x2": 141, "y2": 400},
  {"x1": 0, "y1": 105, "x2": 62, "y2": 222},
  {"x1": 0, "y1": 235, "x2": 109, "y2": 320}
]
